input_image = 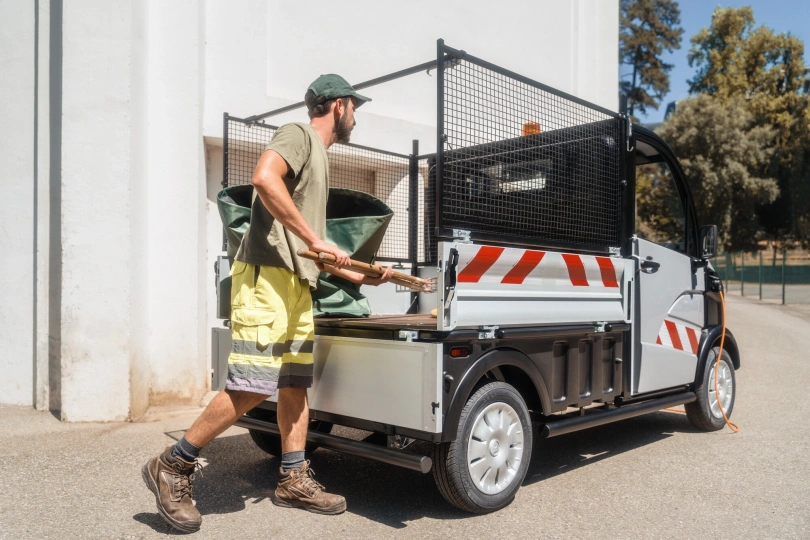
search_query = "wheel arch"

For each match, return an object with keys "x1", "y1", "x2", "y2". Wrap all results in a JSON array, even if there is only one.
[
  {"x1": 442, "y1": 348, "x2": 551, "y2": 442},
  {"x1": 695, "y1": 325, "x2": 740, "y2": 389}
]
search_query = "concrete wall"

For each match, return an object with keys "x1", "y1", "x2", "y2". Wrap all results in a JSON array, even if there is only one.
[
  {"x1": 0, "y1": 0, "x2": 37, "y2": 406},
  {"x1": 58, "y1": 0, "x2": 135, "y2": 421},
  {"x1": 204, "y1": 0, "x2": 619, "y2": 153},
  {"x1": 140, "y1": 1, "x2": 208, "y2": 407},
  {"x1": 1, "y1": 1, "x2": 210, "y2": 419},
  {"x1": 1, "y1": 0, "x2": 618, "y2": 420},
  {"x1": 57, "y1": 0, "x2": 209, "y2": 420}
]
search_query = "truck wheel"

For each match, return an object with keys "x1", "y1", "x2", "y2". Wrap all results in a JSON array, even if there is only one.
[
  {"x1": 433, "y1": 381, "x2": 533, "y2": 513},
  {"x1": 685, "y1": 347, "x2": 736, "y2": 431},
  {"x1": 245, "y1": 408, "x2": 333, "y2": 457}
]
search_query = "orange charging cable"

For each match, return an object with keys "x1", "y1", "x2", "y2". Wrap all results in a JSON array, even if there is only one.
[{"x1": 715, "y1": 290, "x2": 740, "y2": 432}]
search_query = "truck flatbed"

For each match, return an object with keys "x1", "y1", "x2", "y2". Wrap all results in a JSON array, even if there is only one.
[{"x1": 316, "y1": 314, "x2": 437, "y2": 331}]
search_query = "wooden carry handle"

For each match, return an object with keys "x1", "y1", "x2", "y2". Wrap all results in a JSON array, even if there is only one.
[{"x1": 297, "y1": 250, "x2": 433, "y2": 292}]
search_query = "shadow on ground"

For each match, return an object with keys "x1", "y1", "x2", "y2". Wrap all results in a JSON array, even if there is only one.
[
  {"x1": 523, "y1": 410, "x2": 695, "y2": 487},
  {"x1": 134, "y1": 410, "x2": 695, "y2": 531},
  {"x1": 132, "y1": 512, "x2": 188, "y2": 535}
]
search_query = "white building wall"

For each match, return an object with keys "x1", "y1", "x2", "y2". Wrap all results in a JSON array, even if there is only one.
[
  {"x1": 0, "y1": 0, "x2": 618, "y2": 420},
  {"x1": 0, "y1": 0, "x2": 37, "y2": 406},
  {"x1": 58, "y1": 0, "x2": 135, "y2": 421},
  {"x1": 140, "y1": 1, "x2": 208, "y2": 406},
  {"x1": 204, "y1": 0, "x2": 619, "y2": 151}
]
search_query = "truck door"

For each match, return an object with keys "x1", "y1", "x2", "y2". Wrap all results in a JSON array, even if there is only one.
[{"x1": 632, "y1": 135, "x2": 704, "y2": 394}]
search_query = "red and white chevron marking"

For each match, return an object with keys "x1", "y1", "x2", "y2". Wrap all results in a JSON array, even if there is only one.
[
  {"x1": 454, "y1": 244, "x2": 624, "y2": 288},
  {"x1": 655, "y1": 319, "x2": 699, "y2": 354}
]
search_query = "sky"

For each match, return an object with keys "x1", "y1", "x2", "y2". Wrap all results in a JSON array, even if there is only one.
[{"x1": 623, "y1": 0, "x2": 810, "y2": 124}]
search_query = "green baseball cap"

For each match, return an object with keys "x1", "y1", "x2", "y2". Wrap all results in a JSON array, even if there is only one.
[{"x1": 305, "y1": 74, "x2": 371, "y2": 110}]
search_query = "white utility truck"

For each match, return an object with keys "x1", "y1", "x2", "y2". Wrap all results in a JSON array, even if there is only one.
[{"x1": 213, "y1": 41, "x2": 739, "y2": 513}]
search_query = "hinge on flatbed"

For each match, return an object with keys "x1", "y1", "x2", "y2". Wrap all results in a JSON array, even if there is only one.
[
  {"x1": 609, "y1": 247, "x2": 621, "y2": 257},
  {"x1": 452, "y1": 229, "x2": 472, "y2": 243},
  {"x1": 398, "y1": 330, "x2": 419, "y2": 342},
  {"x1": 478, "y1": 326, "x2": 499, "y2": 340},
  {"x1": 593, "y1": 322, "x2": 608, "y2": 333}
]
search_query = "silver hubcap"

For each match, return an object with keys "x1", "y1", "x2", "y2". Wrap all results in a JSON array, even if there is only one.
[
  {"x1": 467, "y1": 402, "x2": 524, "y2": 495},
  {"x1": 709, "y1": 358, "x2": 734, "y2": 419}
]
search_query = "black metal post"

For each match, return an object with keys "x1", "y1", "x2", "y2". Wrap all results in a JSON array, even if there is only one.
[
  {"x1": 782, "y1": 249, "x2": 787, "y2": 305},
  {"x1": 408, "y1": 140, "x2": 420, "y2": 314},
  {"x1": 222, "y1": 113, "x2": 229, "y2": 252},
  {"x1": 435, "y1": 39, "x2": 445, "y2": 242},
  {"x1": 222, "y1": 112, "x2": 229, "y2": 188},
  {"x1": 741, "y1": 251, "x2": 745, "y2": 296},
  {"x1": 725, "y1": 252, "x2": 731, "y2": 283},
  {"x1": 618, "y1": 113, "x2": 631, "y2": 256},
  {"x1": 759, "y1": 251, "x2": 763, "y2": 300}
]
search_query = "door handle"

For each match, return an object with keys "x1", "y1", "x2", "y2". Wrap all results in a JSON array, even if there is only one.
[{"x1": 640, "y1": 258, "x2": 660, "y2": 273}]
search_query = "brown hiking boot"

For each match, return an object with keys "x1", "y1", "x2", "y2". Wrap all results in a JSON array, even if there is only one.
[
  {"x1": 141, "y1": 447, "x2": 202, "y2": 533},
  {"x1": 273, "y1": 461, "x2": 347, "y2": 515}
]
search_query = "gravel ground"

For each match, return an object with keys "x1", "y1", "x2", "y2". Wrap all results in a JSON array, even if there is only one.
[{"x1": 1, "y1": 293, "x2": 808, "y2": 539}]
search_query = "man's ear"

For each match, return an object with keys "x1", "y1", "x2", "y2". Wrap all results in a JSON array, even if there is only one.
[{"x1": 333, "y1": 97, "x2": 346, "y2": 117}]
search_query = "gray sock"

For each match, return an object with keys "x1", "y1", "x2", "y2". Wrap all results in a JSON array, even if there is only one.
[
  {"x1": 281, "y1": 450, "x2": 305, "y2": 471},
  {"x1": 172, "y1": 437, "x2": 202, "y2": 463}
]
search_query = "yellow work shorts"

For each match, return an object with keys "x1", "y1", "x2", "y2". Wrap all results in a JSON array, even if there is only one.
[{"x1": 225, "y1": 261, "x2": 315, "y2": 396}]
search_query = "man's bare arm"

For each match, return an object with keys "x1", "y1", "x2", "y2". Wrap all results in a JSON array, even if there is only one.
[
  {"x1": 252, "y1": 149, "x2": 350, "y2": 268},
  {"x1": 317, "y1": 263, "x2": 394, "y2": 286}
]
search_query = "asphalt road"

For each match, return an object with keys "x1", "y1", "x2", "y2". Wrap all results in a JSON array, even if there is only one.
[{"x1": 1, "y1": 293, "x2": 808, "y2": 539}]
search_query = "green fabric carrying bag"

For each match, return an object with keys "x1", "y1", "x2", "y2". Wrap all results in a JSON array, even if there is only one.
[{"x1": 216, "y1": 185, "x2": 393, "y2": 318}]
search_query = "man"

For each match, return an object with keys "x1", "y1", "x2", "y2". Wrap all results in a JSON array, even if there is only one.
[{"x1": 141, "y1": 74, "x2": 394, "y2": 533}]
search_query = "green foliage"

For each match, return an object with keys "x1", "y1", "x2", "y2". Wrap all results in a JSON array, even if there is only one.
[
  {"x1": 656, "y1": 95, "x2": 778, "y2": 251},
  {"x1": 687, "y1": 6, "x2": 810, "y2": 246},
  {"x1": 620, "y1": 0, "x2": 684, "y2": 118},
  {"x1": 688, "y1": 7, "x2": 805, "y2": 100},
  {"x1": 636, "y1": 162, "x2": 685, "y2": 247}
]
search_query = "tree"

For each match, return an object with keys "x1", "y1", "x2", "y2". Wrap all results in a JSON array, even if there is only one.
[
  {"x1": 656, "y1": 95, "x2": 779, "y2": 251},
  {"x1": 688, "y1": 7, "x2": 805, "y2": 100},
  {"x1": 620, "y1": 0, "x2": 684, "y2": 118},
  {"x1": 636, "y1": 161, "x2": 687, "y2": 246},
  {"x1": 688, "y1": 6, "x2": 810, "y2": 246}
]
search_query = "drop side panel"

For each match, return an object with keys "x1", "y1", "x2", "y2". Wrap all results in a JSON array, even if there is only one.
[
  {"x1": 267, "y1": 336, "x2": 443, "y2": 434},
  {"x1": 440, "y1": 242, "x2": 628, "y2": 330}
]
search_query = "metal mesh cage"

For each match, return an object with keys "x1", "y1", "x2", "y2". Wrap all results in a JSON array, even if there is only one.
[
  {"x1": 223, "y1": 42, "x2": 625, "y2": 264},
  {"x1": 437, "y1": 48, "x2": 624, "y2": 250},
  {"x1": 224, "y1": 116, "x2": 414, "y2": 262}
]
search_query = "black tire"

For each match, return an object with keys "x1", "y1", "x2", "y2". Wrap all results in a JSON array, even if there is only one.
[
  {"x1": 685, "y1": 346, "x2": 736, "y2": 431},
  {"x1": 246, "y1": 408, "x2": 333, "y2": 457},
  {"x1": 432, "y1": 381, "x2": 533, "y2": 513}
]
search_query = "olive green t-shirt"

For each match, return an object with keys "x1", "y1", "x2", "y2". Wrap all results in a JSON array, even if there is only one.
[{"x1": 234, "y1": 122, "x2": 329, "y2": 290}]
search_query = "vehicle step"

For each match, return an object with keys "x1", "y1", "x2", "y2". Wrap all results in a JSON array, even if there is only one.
[
  {"x1": 235, "y1": 416, "x2": 433, "y2": 473},
  {"x1": 541, "y1": 391, "x2": 696, "y2": 438}
]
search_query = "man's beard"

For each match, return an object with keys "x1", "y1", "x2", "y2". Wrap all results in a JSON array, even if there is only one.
[{"x1": 335, "y1": 113, "x2": 354, "y2": 144}]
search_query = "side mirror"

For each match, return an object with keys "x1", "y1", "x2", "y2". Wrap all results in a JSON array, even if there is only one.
[{"x1": 700, "y1": 225, "x2": 718, "y2": 260}]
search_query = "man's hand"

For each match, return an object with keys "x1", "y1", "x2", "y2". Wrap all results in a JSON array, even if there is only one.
[
  {"x1": 308, "y1": 239, "x2": 350, "y2": 269},
  {"x1": 361, "y1": 266, "x2": 394, "y2": 286}
]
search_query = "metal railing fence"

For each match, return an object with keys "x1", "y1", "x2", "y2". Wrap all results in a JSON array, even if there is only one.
[{"x1": 713, "y1": 250, "x2": 810, "y2": 304}]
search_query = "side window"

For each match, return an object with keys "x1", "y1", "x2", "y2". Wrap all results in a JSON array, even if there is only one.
[{"x1": 635, "y1": 161, "x2": 687, "y2": 254}]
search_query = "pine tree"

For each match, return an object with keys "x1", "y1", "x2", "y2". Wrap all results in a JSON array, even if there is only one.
[{"x1": 619, "y1": 0, "x2": 684, "y2": 118}]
